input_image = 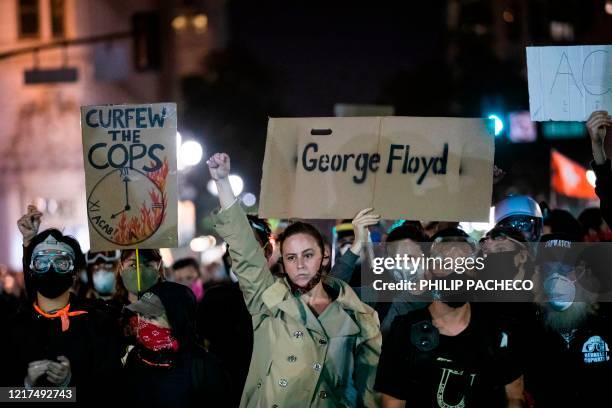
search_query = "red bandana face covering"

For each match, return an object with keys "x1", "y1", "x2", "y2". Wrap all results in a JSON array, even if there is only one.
[{"x1": 130, "y1": 316, "x2": 179, "y2": 352}]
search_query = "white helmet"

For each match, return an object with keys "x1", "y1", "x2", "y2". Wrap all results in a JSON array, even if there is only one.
[
  {"x1": 494, "y1": 196, "x2": 543, "y2": 242},
  {"x1": 495, "y1": 196, "x2": 542, "y2": 222}
]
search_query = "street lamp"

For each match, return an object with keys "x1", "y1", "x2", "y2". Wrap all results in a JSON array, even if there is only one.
[{"x1": 177, "y1": 133, "x2": 204, "y2": 170}]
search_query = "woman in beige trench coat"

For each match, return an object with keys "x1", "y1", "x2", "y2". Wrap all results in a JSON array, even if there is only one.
[{"x1": 207, "y1": 153, "x2": 382, "y2": 408}]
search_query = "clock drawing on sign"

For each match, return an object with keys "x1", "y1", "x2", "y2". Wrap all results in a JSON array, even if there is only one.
[{"x1": 87, "y1": 159, "x2": 169, "y2": 246}]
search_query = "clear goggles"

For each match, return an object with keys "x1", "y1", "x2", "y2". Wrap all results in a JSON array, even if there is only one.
[
  {"x1": 431, "y1": 236, "x2": 479, "y2": 258},
  {"x1": 86, "y1": 250, "x2": 120, "y2": 265},
  {"x1": 479, "y1": 231, "x2": 526, "y2": 249},
  {"x1": 30, "y1": 250, "x2": 75, "y2": 274}
]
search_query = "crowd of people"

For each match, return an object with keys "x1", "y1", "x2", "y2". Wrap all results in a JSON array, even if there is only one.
[{"x1": 0, "y1": 111, "x2": 610, "y2": 407}]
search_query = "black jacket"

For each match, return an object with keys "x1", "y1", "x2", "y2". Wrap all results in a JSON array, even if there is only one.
[
  {"x1": 124, "y1": 281, "x2": 232, "y2": 407},
  {"x1": 2, "y1": 295, "x2": 123, "y2": 406},
  {"x1": 592, "y1": 159, "x2": 612, "y2": 228},
  {"x1": 196, "y1": 281, "x2": 252, "y2": 406}
]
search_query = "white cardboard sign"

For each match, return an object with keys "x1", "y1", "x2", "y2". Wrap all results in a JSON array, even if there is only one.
[{"x1": 527, "y1": 45, "x2": 612, "y2": 121}]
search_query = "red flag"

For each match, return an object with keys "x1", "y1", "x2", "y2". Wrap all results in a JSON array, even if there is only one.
[{"x1": 550, "y1": 150, "x2": 597, "y2": 199}]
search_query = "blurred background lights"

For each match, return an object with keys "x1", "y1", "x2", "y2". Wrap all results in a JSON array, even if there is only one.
[
  {"x1": 488, "y1": 114, "x2": 505, "y2": 136},
  {"x1": 586, "y1": 170, "x2": 597, "y2": 188},
  {"x1": 192, "y1": 14, "x2": 208, "y2": 31},
  {"x1": 242, "y1": 192, "x2": 257, "y2": 207},
  {"x1": 189, "y1": 235, "x2": 216, "y2": 252},
  {"x1": 172, "y1": 15, "x2": 187, "y2": 31},
  {"x1": 207, "y1": 174, "x2": 244, "y2": 196}
]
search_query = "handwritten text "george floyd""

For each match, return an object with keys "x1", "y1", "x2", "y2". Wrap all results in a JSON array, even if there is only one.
[{"x1": 301, "y1": 143, "x2": 448, "y2": 185}]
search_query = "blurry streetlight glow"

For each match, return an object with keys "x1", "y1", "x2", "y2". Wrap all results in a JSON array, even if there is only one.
[
  {"x1": 586, "y1": 170, "x2": 597, "y2": 188},
  {"x1": 192, "y1": 14, "x2": 208, "y2": 31},
  {"x1": 190, "y1": 235, "x2": 216, "y2": 252},
  {"x1": 207, "y1": 174, "x2": 244, "y2": 196},
  {"x1": 179, "y1": 140, "x2": 203, "y2": 169},
  {"x1": 172, "y1": 15, "x2": 187, "y2": 30},
  {"x1": 502, "y1": 10, "x2": 514, "y2": 23},
  {"x1": 242, "y1": 192, "x2": 257, "y2": 207}
]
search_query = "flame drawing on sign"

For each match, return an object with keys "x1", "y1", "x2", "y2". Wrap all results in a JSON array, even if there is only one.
[{"x1": 112, "y1": 158, "x2": 169, "y2": 245}]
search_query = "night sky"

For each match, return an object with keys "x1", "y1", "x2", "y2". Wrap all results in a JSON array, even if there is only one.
[
  {"x1": 184, "y1": 0, "x2": 605, "y2": 222},
  {"x1": 227, "y1": 1, "x2": 448, "y2": 116}
]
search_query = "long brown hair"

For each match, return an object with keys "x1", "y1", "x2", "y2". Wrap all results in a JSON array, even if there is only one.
[{"x1": 278, "y1": 222, "x2": 325, "y2": 256}]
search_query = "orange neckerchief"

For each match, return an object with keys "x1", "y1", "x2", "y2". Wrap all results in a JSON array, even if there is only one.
[{"x1": 33, "y1": 303, "x2": 88, "y2": 332}]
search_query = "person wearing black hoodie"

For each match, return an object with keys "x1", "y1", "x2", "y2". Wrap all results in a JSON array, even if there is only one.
[
  {"x1": 2, "y1": 209, "x2": 123, "y2": 406},
  {"x1": 123, "y1": 280, "x2": 232, "y2": 407}
]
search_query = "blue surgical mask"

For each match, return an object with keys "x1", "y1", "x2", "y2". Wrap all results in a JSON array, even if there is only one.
[
  {"x1": 543, "y1": 272, "x2": 575, "y2": 311},
  {"x1": 93, "y1": 270, "x2": 116, "y2": 295},
  {"x1": 79, "y1": 270, "x2": 88, "y2": 284}
]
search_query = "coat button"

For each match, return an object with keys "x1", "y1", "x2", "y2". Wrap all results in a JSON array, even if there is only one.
[
  {"x1": 272, "y1": 405, "x2": 279, "y2": 408},
  {"x1": 278, "y1": 378, "x2": 288, "y2": 388},
  {"x1": 319, "y1": 390, "x2": 328, "y2": 399},
  {"x1": 293, "y1": 331, "x2": 304, "y2": 338},
  {"x1": 257, "y1": 381, "x2": 262, "y2": 388},
  {"x1": 318, "y1": 338, "x2": 327, "y2": 345},
  {"x1": 287, "y1": 355, "x2": 297, "y2": 363},
  {"x1": 312, "y1": 362, "x2": 322, "y2": 371}
]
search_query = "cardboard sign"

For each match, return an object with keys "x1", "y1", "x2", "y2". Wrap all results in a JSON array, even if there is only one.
[
  {"x1": 527, "y1": 45, "x2": 612, "y2": 121},
  {"x1": 81, "y1": 103, "x2": 178, "y2": 251},
  {"x1": 259, "y1": 117, "x2": 494, "y2": 221}
]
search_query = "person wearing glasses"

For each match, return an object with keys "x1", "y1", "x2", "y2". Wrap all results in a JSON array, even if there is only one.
[
  {"x1": 1, "y1": 206, "x2": 123, "y2": 404},
  {"x1": 83, "y1": 250, "x2": 121, "y2": 300},
  {"x1": 494, "y1": 196, "x2": 543, "y2": 242}
]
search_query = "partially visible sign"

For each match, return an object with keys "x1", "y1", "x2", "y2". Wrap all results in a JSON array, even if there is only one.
[
  {"x1": 81, "y1": 103, "x2": 178, "y2": 251},
  {"x1": 25, "y1": 68, "x2": 78, "y2": 84},
  {"x1": 527, "y1": 45, "x2": 612, "y2": 121}
]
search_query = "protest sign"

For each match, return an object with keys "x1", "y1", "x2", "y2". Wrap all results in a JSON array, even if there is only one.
[
  {"x1": 81, "y1": 103, "x2": 178, "y2": 251},
  {"x1": 259, "y1": 116, "x2": 494, "y2": 221},
  {"x1": 527, "y1": 45, "x2": 612, "y2": 121}
]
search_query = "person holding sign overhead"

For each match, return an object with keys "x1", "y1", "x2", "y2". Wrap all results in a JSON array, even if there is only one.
[{"x1": 207, "y1": 152, "x2": 382, "y2": 408}]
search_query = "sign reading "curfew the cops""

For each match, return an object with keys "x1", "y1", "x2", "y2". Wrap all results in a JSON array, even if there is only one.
[{"x1": 80, "y1": 103, "x2": 179, "y2": 251}]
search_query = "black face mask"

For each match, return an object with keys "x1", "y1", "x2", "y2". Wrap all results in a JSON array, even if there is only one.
[
  {"x1": 31, "y1": 267, "x2": 74, "y2": 299},
  {"x1": 481, "y1": 251, "x2": 520, "y2": 280},
  {"x1": 434, "y1": 272, "x2": 469, "y2": 306}
]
